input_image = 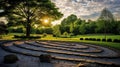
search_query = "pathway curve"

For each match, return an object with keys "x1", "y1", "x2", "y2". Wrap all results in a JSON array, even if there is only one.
[{"x1": 0, "y1": 40, "x2": 120, "y2": 67}]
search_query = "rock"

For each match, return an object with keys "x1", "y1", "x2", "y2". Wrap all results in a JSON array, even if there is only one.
[
  {"x1": 4, "y1": 54, "x2": 19, "y2": 64},
  {"x1": 39, "y1": 54, "x2": 51, "y2": 63},
  {"x1": 77, "y1": 63, "x2": 87, "y2": 67}
]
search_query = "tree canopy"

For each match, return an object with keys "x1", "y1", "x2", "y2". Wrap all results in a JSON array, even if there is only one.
[{"x1": 0, "y1": 0, "x2": 63, "y2": 37}]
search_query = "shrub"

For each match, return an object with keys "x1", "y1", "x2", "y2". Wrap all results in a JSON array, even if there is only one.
[
  {"x1": 39, "y1": 54, "x2": 51, "y2": 63},
  {"x1": 4, "y1": 54, "x2": 19, "y2": 64},
  {"x1": 85, "y1": 38, "x2": 89, "y2": 40},
  {"x1": 107, "y1": 39, "x2": 112, "y2": 42},
  {"x1": 53, "y1": 34, "x2": 56, "y2": 37},
  {"x1": 96, "y1": 39, "x2": 101, "y2": 41},
  {"x1": 61, "y1": 32, "x2": 70, "y2": 38},
  {"x1": 113, "y1": 39, "x2": 120, "y2": 43},
  {"x1": 89, "y1": 38, "x2": 93, "y2": 40},
  {"x1": 91, "y1": 38, "x2": 96, "y2": 41},
  {"x1": 42, "y1": 33, "x2": 47, "y2": 37},
  {"x1": 102, "y1": 39, "x2": 106, "y2": 42},
  {"x1": 80, "y1": 38, "x2": 83, "y2": 40}
]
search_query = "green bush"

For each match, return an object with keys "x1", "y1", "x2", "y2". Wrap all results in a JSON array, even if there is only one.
[
  {"x1": 107, "y1": 39, "x2": 112, "y2": 42},
  {"x1": 113, "y1": 39, "x2": 120, "y2": 43},
  {"x1": 85, "y1": 38, "x2": 89, "y2": 40},
  {"x1": 102, "y1": 39, "x2": 106, "y2": 42},
  {"x1": 80, "y1": 38, "x2": 84, "y2": 40},
  {"x1": 42, "y1": 33, "x2": 47, "y2": 37},
  {"x1": 91, "y1": 38, "x2": 96, "y2": 41},
  {"x1": 96, "y1": 39, "x2": 101, "y2": 41},
  {"x1": 4, "y1": 54, "x2": 19, "y2": 64},
  {"x1": 61, "y1": 32, "x2": 70, "y2": 38}
]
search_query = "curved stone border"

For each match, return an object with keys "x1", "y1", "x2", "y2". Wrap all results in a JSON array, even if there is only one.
[
  {"x1": 36, "y1": 41, "x2": 89, "y2": 49},
  {"x1": 1, "y1": 43, "x2": 120, "y2": 66},
  {"x1": 34, "y1": 42, "x2": 103, "y2": 53},
  {"x1": 15, "y1": 42, "x2": 119, "y2": 58}
]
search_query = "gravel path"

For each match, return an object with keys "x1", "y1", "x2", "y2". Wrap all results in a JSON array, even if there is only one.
[{"x1": 0, "y1": 40, "x2": 120, "y2": 67}]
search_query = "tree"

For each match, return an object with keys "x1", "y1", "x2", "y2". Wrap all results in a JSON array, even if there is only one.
[
  {"x1": 97, "y1": 8, "x2": 115, "y2": 38},
  {"x1": 53, "y1": 25, "x2": 61, "y2": 37},
  {"x1": 61, "y1": 14, "x2": 77, "y2": 26},
  {"x1": 0, "y1": 0, "x2": 63, "y2": 37},
  {"x1": 79, "y1": 22, "x2": 86, "y2": 34},
  {"x1": 0, "y1": 21, "x2": 8, "y2": 38}
]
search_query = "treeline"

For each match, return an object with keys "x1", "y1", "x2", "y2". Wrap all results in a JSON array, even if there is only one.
[
  {"x1": 7, "y1": 8, "x2": 120, "y2": 37},
  {"x1": 57, "y1": 14, "x2": 120, "y2": 35}
]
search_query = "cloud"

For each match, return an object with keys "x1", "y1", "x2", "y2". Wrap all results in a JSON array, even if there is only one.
[{"x1": 51, "y1": 0, "x2": 120, "y2": 21}]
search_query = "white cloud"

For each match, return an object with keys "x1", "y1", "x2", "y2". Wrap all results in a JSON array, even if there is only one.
[{"x1": 51, "y1": 0, "x2": 120, "y2": 21}]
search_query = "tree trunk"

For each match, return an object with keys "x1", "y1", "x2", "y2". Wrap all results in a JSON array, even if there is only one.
[
  {"x1": 26, "y1": 23, "x2": 30, "y2": 37},
  {"x1": 26, "y1": 17, "x2": 31, "y2": 37}
]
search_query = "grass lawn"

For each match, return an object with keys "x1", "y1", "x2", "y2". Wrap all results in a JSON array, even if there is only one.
[{"x1": 0, "y1": 33, "x2": 120, "y2": 50}]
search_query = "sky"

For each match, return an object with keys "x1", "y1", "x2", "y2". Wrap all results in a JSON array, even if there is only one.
[
  {"x1": 51, "y1": 0, "x2": 120, "y2": 25},
  {"x1": 0, "y1": 0, "x2": 120, "y2": 25}
]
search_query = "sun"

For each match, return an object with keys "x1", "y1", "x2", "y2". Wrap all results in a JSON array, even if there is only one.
[{"x1": 44, "y1": 19, "x2": 49, "y2": 24}]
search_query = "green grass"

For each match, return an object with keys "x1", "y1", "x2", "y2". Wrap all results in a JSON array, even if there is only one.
[
  {"x1": 75, "y1": 34, "x2": 120, "y2": 39},
  {"x1": 0, "y1": 33, "x2": 120, "y2": 50}
]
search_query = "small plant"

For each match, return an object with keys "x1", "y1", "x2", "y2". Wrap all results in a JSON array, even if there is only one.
[
  {"x1": 102, "y1": 39, "x2": 106, "y2": 42},
  {"x1": 107, "y1": 39, "x2": 112, "y2": 42},
  {"x1": 113, "y1": 39, "x2": 120, "y2": 43},
  {"x1": 96, "y1": 39, "x2": 101, "y2": 41},
  {"x1": 91, "y1": 38, "x2": 96, "y2": 41},
  {"x1": 80, "y1": 38, "x2": 83, "y2": 40},
  {"x1": 85, "y1": 38, "x2": 89, "y2": 40},
  {"x1": 61, "y1": 32, "x2": 70, "y2": 38},
  {"x1": 4, "y1": 54, "x2": 19, "y2": 64},
  {"x1": 42, "y1": 33, "x2": 47, "y2": 37},
  {"x1": 39, "y1": 54, "x2": 52, "y2": 63}
]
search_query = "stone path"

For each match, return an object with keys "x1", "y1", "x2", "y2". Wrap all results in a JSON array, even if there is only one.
[{"x1": 0, "y1": 40, "x2": 120, "y2": 67}]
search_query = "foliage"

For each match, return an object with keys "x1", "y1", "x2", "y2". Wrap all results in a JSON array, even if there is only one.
[
  {"x1": 8, "y1": 27, "x2": 24, "y2": 33},
  {"x1": 79, "y1": 22, "x2": 86, "y2": 34},
  {"x1": 42, "y1": 33, "x2": 47, "y2": 37},
  {"x1": 61, "y1": 32, "x2": 70, "y2": 38},
  {"x1": 53, "y1": 25, "x2": 61, "y2": 37},
  {"x1": 0, "y1": 21, "x2": 8, "y2": 35},
  {"x1": 61, "y1": 14, "x2": 77, "y2": 25},
  {"x1": 0, "y1": 0, "x2": 63, "y2": 37}
]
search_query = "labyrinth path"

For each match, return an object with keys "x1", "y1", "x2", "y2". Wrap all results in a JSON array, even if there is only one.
[{"x1": 0, "y1": 40, "x2": 120, "y2": 67}]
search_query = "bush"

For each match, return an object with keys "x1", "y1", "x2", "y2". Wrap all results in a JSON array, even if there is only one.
[
  {"x1": 80, "y1": 38, "x2": 83, "y2": 40},
  {"x1": 91, "y1": 38, "x2": 96, "y2": 41},
  {"x1": 107, "y1": 39, "x2": 112, "y2": 42},
  {"x1": 61, "y1": 32, "x2": 70, "y2": 38},
  {"x1": 39, "y1": 54, "x2": 51, "y2": 63},
  {"x1": 53, "y1": 34, "x2": 56, "y2": 37},
  {"x1": 85, "y1": 38, "x2": 89, "y2": 40},
  {"x1": 89, "y1": 38, "x2": 93, "y2": 40},
  {"x1": 42, "y1": 33, "x2": 47, "y2": 37},
  {"x1": 102, "y1": 39, "x2": 106, "y2": 42},
  {"x1": 96, "y1": 39, "x2": 101, "y2": 41},
  {"x1": 113, "y1": 39, "x2": 120, "y2": 43},
  {"x1": 4, "y1": 54, "x2": 19, "y2": 64}
]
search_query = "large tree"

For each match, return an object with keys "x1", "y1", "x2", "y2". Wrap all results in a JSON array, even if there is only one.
[
  {"x1": 0, "y1": 21, "x2": 8, "y2": 35},
  {"x1": 0, "y1": 0, "x2": 63, "y2": 37},
  {"x1": 97, "y1": 8, "x2": 115, "y2": 35}
]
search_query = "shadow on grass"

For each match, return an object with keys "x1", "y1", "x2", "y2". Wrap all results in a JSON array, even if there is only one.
[{"x1": 14, "y1": 35, "x2": 41, "y2": 40}]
